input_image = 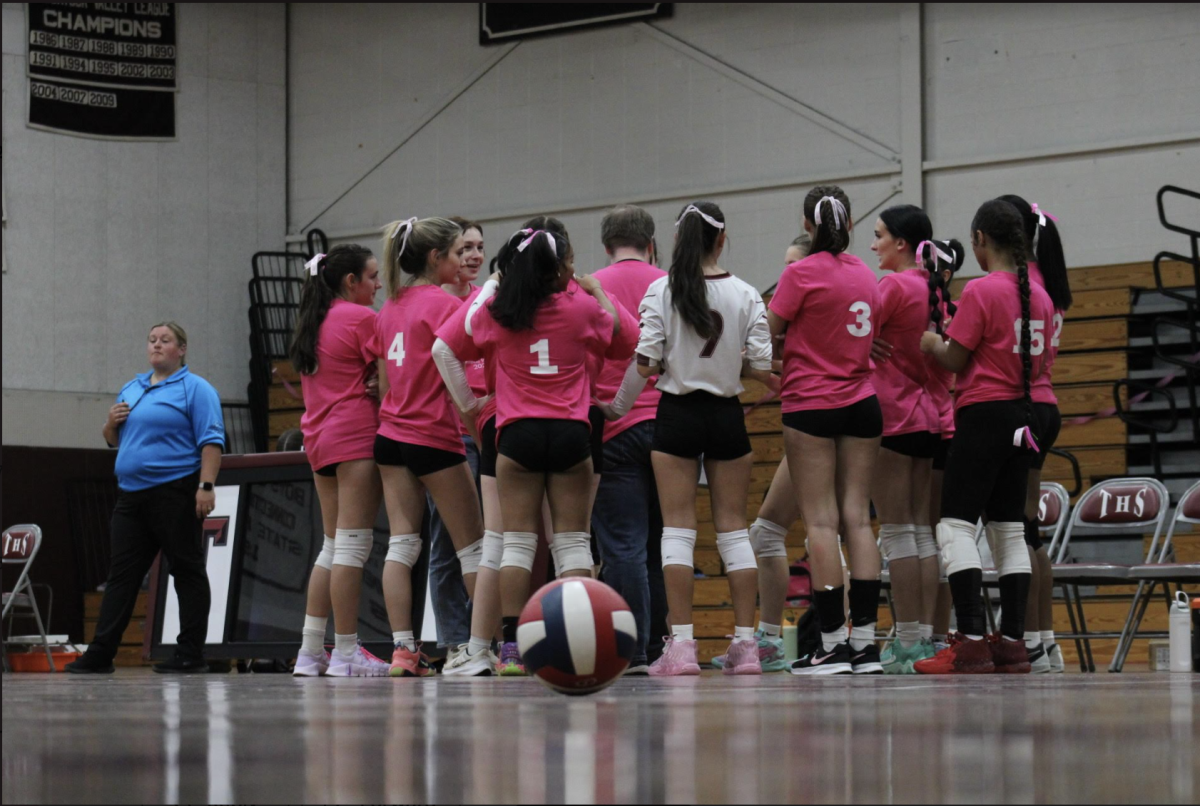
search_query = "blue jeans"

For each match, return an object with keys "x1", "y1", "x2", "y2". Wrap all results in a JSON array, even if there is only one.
[
  {"x1": 591, "y1": 421, "x2": 666, "y2": 665},
  {"x1": 425, "y1": 435, "x2": 479, "y2": 649}
]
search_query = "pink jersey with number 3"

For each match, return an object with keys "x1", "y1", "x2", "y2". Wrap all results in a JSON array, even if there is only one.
[
  {"x1": 769, "y1": 252, "x2": 880, "y2": 413},
  {"x1": 471, "y1": 288, "x2": 617, "y2": 429}
]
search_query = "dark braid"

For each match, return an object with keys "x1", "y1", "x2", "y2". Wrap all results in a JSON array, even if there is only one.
[
  {"x1": 1015, "y1": 249, "x2": 1034, "y2": 428},
  {"x1": 925, "y1": 238, "x2": 964, "y2": 335}
]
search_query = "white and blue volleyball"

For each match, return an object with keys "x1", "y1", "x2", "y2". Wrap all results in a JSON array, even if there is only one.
[{"x1": 517, "y1": 578, "x2": 638, "y2": 695}]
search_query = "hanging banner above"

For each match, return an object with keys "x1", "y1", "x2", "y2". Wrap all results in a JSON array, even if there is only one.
[
  {"x1": 26, "y1": 3, "x2": 177, "y2": 140},
  {"x1": 480, "y1": 3, "x2": 672, "y2": 45}
]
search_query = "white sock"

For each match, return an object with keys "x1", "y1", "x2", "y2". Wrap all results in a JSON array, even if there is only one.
[
  {"x1": 933, "y1": 633, "x2": 947, "y2": 644},
  {"x1": 1004, "y1": 634, "x2": 1021, "y2": 643},
  {"x1": 1024, "y1": 630, "x2": 1041, "y2": 650},
  {"x1": 758, "y1": 621, "x2": 781, "y2": 639},
  {"x1": 821, "y1": 626, "x2": 848, "y2": 653},
  {"x1": 301, "y1": 615, "x2": 327, "y2": 654},
  {"x1": 334, "y1": 632, "x2": 358, "y2": 657},
  {"x1": 963, "y1": 634, "x2": 984, "y2": 641},
  {"x1": 672, "y1": 624, "x2": 694, "y2": 641},
  {"x1": 897, "y1": 621, "x2": 921, "y2": 649},
  {"x1": 467, "y1": 636, "x2": 490, "y2": 656},
  {"x1": 1040, "y1": 630, "x2": 1056, "y2": 648},
  {"x1": 734, "y1": 625, "x2": 754, "y2": 642},
  {"x1": 849, "y1": 625, "x2": 875, "y2": 652},
  {"x1": 918, "y1": 623, "x2": 933, "y2": 641},
  {"x1": 393, "y1": 630, "x2": 416, "y2": 652}
]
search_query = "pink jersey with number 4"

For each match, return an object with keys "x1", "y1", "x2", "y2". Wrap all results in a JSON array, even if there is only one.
[
  {"x1": 769, "y1": 252, "x2": 880, "y2": 413},
  {"x1": 374, "y1": 285, "x2": 465, "y2": 454},
  {"x1": 873, "y1": 268, "x2": 940, "y2": 436},
  {"x1": 946, "y1": 270, "x2": 1054, "y2": 410},
  {"x1": 299, "y1": 299, "x2": 380, "y2": 472},
  {"x1": 1027, "y1": 262, "x2": 1062, "y2": 406},
  {"x1": 471, "y1": 287, "x2": 618, "y2": 429}
]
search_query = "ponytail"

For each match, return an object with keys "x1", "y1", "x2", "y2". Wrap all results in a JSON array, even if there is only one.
[
  {"x1": 289, "y1": 244, "x2": 374, "y2": 375},
  {"x1": 668, "y1": 200, "x2": 724, "y2": 341},
  {"x1": 489, "y1": 228, "x2": 569, "y2": 331},
  {"x1": 997, "y1": 194, "x2": 1072, "y2": 311},
  {"x1": 381, "y1": 216, "x2": 462, "y2": 298},
  {"x1": 922, "y1": 238, "x2": 964, "y2": 335},
  {"x1": 803, "y1": 185, "x2": 852, "y2": 256}
]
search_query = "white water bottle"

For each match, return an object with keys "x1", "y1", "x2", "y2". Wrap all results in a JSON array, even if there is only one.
[{"x1": 1169, "y1": 591, "x2": 1193, "y2": 673}]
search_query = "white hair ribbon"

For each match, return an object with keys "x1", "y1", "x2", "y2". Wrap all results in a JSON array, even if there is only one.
[
  {"x1": 394, "y1": 217, "x2": 418, "y2": 257},
  {"x1": 1013, "y1": 425, "x2": 1040, "y2": 453},
  {"x1": 305, "y1": 253, "x2": 326, "y2": 276},
  {"x1": 813, "y1": 196, "x2": 847, "y2": 230},
  {"x1": 675, "y1": 204, "x2": 725, "y2": 230},
  {"x1": 517, "y1": 229, "x2": 557, "y2": 255},
  {"x1": 916, "y1": 240, "x2": 953, "y2": 267},
  {"x1": 1029, "y1": 203, "x2": 1057, "y2": 252}
]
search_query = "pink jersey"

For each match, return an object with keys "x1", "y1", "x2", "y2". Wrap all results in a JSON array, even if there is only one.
[
  {"x1": 873, "y1": 268, "x2": 940, "y2": 436},
  {"x1": 435, "y1": 296, "x2": 497, "y2": 428},
  {"x1": 770, "y1": 252, "x2": 880, "y2": 413},
  {"x1": 1027, "y1": 262, "x2": 1062, "y2": 406},
  {"x1": 591, "y1": 260, "x2": 667, "y2": 441},
  {"x1": 299, "y1": 299, "x2": 379, "y2": 471},
  {"x1": 946, "y1": 271, "x2": 1054, "y2": 410},
  {"x1": 374, "y1": 285, "x2": 465, "y2": 454},
  {"x1": 471, "y1": 286, "x2": 618, "y2": 430},
  {"x1": 447, "y1": 285, "x2": 488, "y2": 435}
]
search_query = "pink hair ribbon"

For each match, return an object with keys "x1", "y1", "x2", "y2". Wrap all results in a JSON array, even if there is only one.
[
  {"x1": 1013, "y1": 425, "x2": 1040, "y2": 453},
  {"x1": 916, "y1": 240, "x2": 953, "y2": 267},
  {"x1": 517, "y1": 229, "x2": 557, "y2": 255}
]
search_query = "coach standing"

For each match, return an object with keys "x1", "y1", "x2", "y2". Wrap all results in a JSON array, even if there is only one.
[{"x1": 66, "y1": 322, "x2": 225, "y2": 674}]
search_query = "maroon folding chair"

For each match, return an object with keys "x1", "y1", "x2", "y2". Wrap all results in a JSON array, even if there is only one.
[{"x1": 2, "y1": 525, "x2": 55, "y2": 672}]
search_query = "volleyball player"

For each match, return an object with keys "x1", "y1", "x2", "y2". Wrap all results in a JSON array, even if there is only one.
[
  {"x1": 769, "y1": 186, "x2": 883, "y2": 676},
  {"x1": 915, "y1": 199, "x2": 1054, "y2": 674},
  {"x1": 867, "y1": 205, "x2": 944, "y2": 674},
  {"x1": 1000, "y1": 194, "x2": 1071, "y2": 674},
  {"x1": 627, "y1": 200, "x2": 774, "y2": 677},
  {"x1": 289, "y1": 245, "x2": 390, "y2": 677}
]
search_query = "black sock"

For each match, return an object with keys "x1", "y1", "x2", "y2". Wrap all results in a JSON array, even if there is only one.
[
  {"x1": 502, "y1": 616, "x2": 518, "y2": 644},
  {"x1": 848, "y1": 578, "x2": 882, "y2": 627},
  {"x1": 813, "y1": 585, "x2": 846, "y2": 635},
  {"x1": 1024, "y1": 518, "x2": 1040, "y2": 548},
  {"x1": 948, "y1": 568, "x2": 985, "y2": 637},
  {"x1": 998, "y1": 573, "x2": 1031, "y2": 641}
]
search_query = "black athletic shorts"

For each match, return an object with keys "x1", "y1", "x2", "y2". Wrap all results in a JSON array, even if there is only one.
[
  {"x1": 782, "y1": 395, "x2": 883, "y2": 440},
  {"x1": 373, "y1": 434, "x2": 465, "y2": 476},
  {"x1": 314, "y1": 462, "x2": 340, "y2": 478},
  {"x1": 1032, "y1": 403, "x2": 1062, "y2": 471},
  {"x1": 652, "y1": 390, "x2": 751, "y2": 461},
  {"x1": 498, "y1": 419, "x2": 592, "y2": 473},
  {"x1": 881, "y1": 430, "x2": 940, "y2": 459},
  {"x1": 932, "y1": 437, "x2": 952, "y2": 471},
  {"x1": 588, "y1": 405, "x2": 606, "y2": 475},
  {"x1": 479, "y1": 416, "x2": 499, "y2": 478}
]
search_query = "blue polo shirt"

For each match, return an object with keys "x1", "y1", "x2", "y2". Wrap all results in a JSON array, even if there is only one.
[{"x1": 112, "y1": 366, "x2": 225, "y2": 492}]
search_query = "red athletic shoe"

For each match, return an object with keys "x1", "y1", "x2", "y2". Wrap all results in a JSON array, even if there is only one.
[
  {"x1": 988, "y1": 634, "x2": 1031, "y2": 674},
  {"x1": 913, "y1": 632, "x2": 994, "y2": 674}
]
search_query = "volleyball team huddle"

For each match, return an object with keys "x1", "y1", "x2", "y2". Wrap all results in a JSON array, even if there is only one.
[{"x1": 288, "y1": 184, "x2": 1072, "y2": 679}]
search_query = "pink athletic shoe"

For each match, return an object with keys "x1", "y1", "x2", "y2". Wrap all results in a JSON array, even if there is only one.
[
  {"x1": 327, "y1": 644, "x2": 390, "y2": 677},
  {"x1": 721, "y1": 638, "x2": 763, "y2": 676},
  {"x1": 292, "y1": 648, "x2": 330, "y2": 677},
  {"x1": 648, "y1": 637, "x2": 701, "y2": 676}
]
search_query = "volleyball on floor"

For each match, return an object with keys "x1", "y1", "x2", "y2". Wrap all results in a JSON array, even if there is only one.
[{"x1": 517, "y1": 578, "x2": 638, "y2": 695}]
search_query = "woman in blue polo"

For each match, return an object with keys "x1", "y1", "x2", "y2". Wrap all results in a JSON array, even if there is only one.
[{"x1": 67, "y1": 322, "x2": 225, "y2": 675}]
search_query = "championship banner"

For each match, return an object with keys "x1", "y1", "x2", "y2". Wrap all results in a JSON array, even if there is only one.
[{"x1": 26, "y1": 3, "x2": 177, "y2": 140}]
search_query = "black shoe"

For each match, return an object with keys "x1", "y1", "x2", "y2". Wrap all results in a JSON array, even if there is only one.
[
  {"x1": 152, "y1": 656, "x2": 209, "y2": 674},
  {"x1": 850, "y1": 643, "x2": 883, "y2": 675},
  {"x1": 789, "y1": 642, "x2": 852, "y2": 676},
  {"x1": 65, "y1": 654, "x2": 115, "y2": 675}
]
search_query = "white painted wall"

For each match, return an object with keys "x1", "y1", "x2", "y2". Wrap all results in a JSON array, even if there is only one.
[
  {"x1": 287, "y1": 3, "x2": 1200, "y2": 284},
  {"x1": 2, "y1": 3, "x2": 287, "y2": 449}
]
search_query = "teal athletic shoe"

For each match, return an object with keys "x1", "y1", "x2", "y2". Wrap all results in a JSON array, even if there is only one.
[
  {"x1": 880, "y1": 639, "x2": 928, "y2": 674},
  {"x1": 710, "y1": 631, "x2": 789, "y2": 672}
]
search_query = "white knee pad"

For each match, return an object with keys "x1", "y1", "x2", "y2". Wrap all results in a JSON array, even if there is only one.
[
  {"x1": 717, "y1": 529, "x2": 757, "y2": 573},
  {"x1": 456, "y1": 537, "x2": 484, "y2": 576},
  {"x1": 551, "y1": 532, "x2": 594, "y2": 574},
  {"x1": 989, "y1": 522, "x2": 1032, "y2": 577},
  {"x1": 314, "y1": 535, "x2": 335, "y2": 571},
  {"x1": 661, "y1": 527, "x2": 697, "y2": 569},
  {"x1": 914, "y1": 525, "x2": 938, "y2": 560},
  {"x1": 879, "y1": 523, "x2": 919, "y2": 564},
  {"x1": 936, "y1": 518, "x2": 982, "y2": 577},
  {"x1": 479, "y1": 530, "x2": 503, "y2": 572},
  {"x1": 500, "y1": 531, "x2": 538, "y2": 572},
  {"x1": 332, "y1": 528, "x2": 374, "y2": 568},
  {"x1": 386, "y1": 533, "x2": 422, "y2": 568},
  {"x1": 749, "y1": 518, "x2": 788, "y2": 559}
]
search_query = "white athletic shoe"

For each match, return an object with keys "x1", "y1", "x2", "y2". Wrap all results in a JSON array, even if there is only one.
[
  {"x1": 442, "y1": 647, "x2": 493, "y2": 677},
  {"x1": 292, "y1": 648, "x2": 330, "y2": 677},
  {"x1": 1046, "y1": 643, "x2": 1065, "y2": 674},
  {"x1": 327, "y1": 645, "x2": 390, "y2": 677},
  {"x1": 1028, "y1": 643, "x2": 1051, "y2": 674}
]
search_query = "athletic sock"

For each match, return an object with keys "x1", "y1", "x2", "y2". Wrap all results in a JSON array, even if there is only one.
[
  {"x1": 1040, "y1": 630, "x2": 1056, "y2": 648},
  {"x1": 393, "y1": 630, "x2": 416, "y2": 652},
  {"x1": 849, "y1": 625, "x2": 875, "y2": 652},
  {"x1": 997, "y1": 572, "x2": 1031, "y2": 641},
  {"x1": 734, "y1": 625, "x2": 754, "y2": 642},
  {"x1": 932, "y1": 633, "x2": 947, "y2": 644},
  {"x1": 501, "y1": 616, "x2": 519, "y2": 644},
  {"x1": 467, "y1": 636, "x2": 490, "y2": 656},
  {"x1": 334, "y1": 632, "x2": 358, "y2": 657},
  {"x1": 820, "y1": 627, "x2": 848, "y2": 653},
  {"x1": 1024, "y1": 630, "x2": 1041, "y2": 651},
  {"x1": 672, "y1": 624, "x2": 694, "y2": 641},
  {"x1": 848, "y1": 578, "x2": 882, "y2": 628},
  {"x1": 918, "y1": 623, "x2": 933, "y2": 642},
  {"x1": 896, "y1": 621, "x2": 921, "y2": 650},
  {"x1": 301, "y1": 615, "x2": 327, "y2": 654},
  {"x1": 947, "y1": 568, "x2": 986, "y2": 638},
  {"x1": 758, "y1": 621, "x2": 782, "y2": 639}
]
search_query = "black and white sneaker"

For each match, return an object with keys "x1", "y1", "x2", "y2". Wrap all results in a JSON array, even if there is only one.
[
  {"x1": 789, "y1": 642, "x2": 852, "y2": 676},
  {"x1": 1028, "y1": 642, "x2": 1050, "y2": 674},
  {"x1": 850, "y1": 643, "x2": 883, "y2": 675}
]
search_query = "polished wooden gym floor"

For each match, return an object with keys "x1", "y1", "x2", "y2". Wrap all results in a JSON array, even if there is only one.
[{"x1": 2, "y1": 671, "x2": 1196, "y2": 804}]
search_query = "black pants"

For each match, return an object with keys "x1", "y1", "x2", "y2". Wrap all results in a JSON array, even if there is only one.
[
  {"x1": 89, "y1": 472, "x2": 211, "y2": 662},
  {"x1": 941, "y1": 400, "x2": 1035, "y2": 524}
]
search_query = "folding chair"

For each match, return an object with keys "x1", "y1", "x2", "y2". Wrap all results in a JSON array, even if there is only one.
[
  {"x1": 1110, "y1": 478, "x2": 1200, "y2": 672},
  {"x1": 1051, "y1": 478, "x2": 1170, "y2": 672},
  {"x1": 2, "y1": 525, "x2": 55, "y2": 672}
]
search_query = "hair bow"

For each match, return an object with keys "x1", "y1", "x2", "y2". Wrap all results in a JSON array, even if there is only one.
[
  {"x1": 1029, "y1": 204, "x2": 1057, "y2": 252},
  {"x1": 393, "y1": 217, "x2": 418, "y2": 257},
  {"x1": 518, "y1": 229, "x2": 557, "y2": 255},
  {"x1": 916, "y1": 240, "x2": 953, "y2": 267},
  {"x1": 813, "y1": 196, "x2": 847, "y2": 230},
  {"x1": 305, "y1": 253, "x2": 326, "y2": 276},
  {"x1": 675, "y1": 204, "x2": 725, "y2": 230}
]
